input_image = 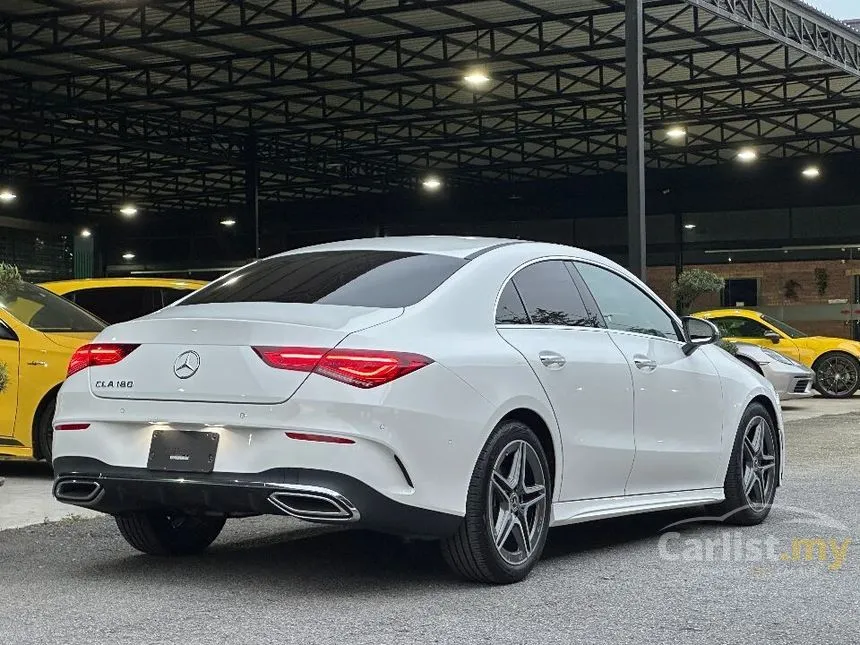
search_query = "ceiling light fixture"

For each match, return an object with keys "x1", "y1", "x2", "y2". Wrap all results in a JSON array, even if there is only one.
[
  {"x1": 0, "y1": 189, "x2": 17, "y2": 203},
  {"x1": 122, "y1": 252, "x2": 136, "y2": 260},
  {"x1": 802, "y1": 165, "x2": 821, "y2": 179},
  {"x1": 666, "y1": 126, "x2": 687, "y2": 140},
  {"x1": 684, "y1": 223, "x2": 696, "y2": 230},
  {"x1": 119, "y1": 204, "x2": 138, "y2": 217},
  {"x1": 421, "y1": 176, "x2": 442, "y2": 191},
  {"x1": 80, "y1": 228, "x2": 92, "y2": 238},
  {"x1": 736, "y1": 148, "x2": 758, "y2": 163},
  {"x1": 220, "y1": 218, "x2": 237, "y2": 227},
  {"x1": 463, "y1": 70, "x2": 491, "y2": 87}
]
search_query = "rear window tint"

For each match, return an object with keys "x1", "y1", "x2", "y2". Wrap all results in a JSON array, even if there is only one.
[{"x1": 178, "y1": 250, "x2": 468, "y2": 308}]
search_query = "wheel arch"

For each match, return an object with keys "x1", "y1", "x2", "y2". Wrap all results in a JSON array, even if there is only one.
[
  {"x1": 497, "y1": 407, "x2": 558, "y2": 493},
  {"x1": 749, "y1": 393, "x2": 783, "y2": 486},
  {"x1": 736, "y1": 355, "x2": 764, "y2": 375},
  {"x1": 31, "y1": 383, "x2": 61, "y2": 460}
]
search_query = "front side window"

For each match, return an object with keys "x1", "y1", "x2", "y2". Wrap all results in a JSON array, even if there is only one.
[
  {"x1": 179, "y1": 251, "x2": 467, "y2": 309},
  {"x1": 761, "y1": 315, "x2": 808, "y2": 339},
  {"x1": 508, "y1": 260, "x2": 597, "y2": 327},
  {"x1": 710, "y1": 316, "x2": 773, "y2": 339},
  {"x1": 575, "y1": 262, "x2": 681, "y2": 341},
  {"x1": 0, "y1": 282, "x2": 105, "y2": 333}
]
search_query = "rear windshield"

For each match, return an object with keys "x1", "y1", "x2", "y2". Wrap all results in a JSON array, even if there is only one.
[{"x1": 177, "y1": 250, "x2": 468, "y2": 308}]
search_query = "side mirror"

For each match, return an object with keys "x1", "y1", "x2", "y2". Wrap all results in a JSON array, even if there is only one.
[
  {"x1": 681, "y1": 316, "x2": 721, "y2": 356},
  {"x1": 764, "y1": 331, "x2": 781, "y2": 344}
]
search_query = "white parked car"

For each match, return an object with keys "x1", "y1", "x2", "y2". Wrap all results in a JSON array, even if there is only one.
[
  {"x1": 732, "y1": 343, "x2": 815, "y2": 400},
  {"x1": 52, "y1": 237, "x2": 784, "y2": 584}
]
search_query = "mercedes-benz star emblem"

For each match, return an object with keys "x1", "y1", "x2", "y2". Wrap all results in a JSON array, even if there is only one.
[{"x1": 173, "y1": 350, "x2": 201, "y2": 379}]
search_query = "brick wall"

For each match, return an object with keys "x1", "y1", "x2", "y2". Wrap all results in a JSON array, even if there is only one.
[{"x1": 647, "y1": 259, "x2": 860, "y2": 339}]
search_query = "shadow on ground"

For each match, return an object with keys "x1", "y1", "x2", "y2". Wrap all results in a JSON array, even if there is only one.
[
  {"x1": 0, "y1": 460, "x2": 52, "y2": 479},
  {"x1": 64, "y1": 506, "x2": 703, "y2": 591}
]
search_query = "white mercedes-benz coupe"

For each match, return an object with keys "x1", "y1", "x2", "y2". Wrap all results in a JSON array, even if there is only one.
[{"x1": 52, "y1": 237, "x2": 784, "y2": 584}]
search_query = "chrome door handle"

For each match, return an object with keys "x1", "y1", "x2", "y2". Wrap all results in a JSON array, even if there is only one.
[
  {"x1": 539, "y1": 351, "x2": 566, "y2": 369},
  {"x1": 633, "y1": 356, "x2": 657, "y2": 371}
]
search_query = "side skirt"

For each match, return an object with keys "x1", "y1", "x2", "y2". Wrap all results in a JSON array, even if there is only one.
[{"x1": 550, "y1": 488, "x2": 725, "y2": 527}]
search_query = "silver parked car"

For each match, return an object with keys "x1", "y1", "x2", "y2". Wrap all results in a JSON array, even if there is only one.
[{"x1": 733, "y1": 342, "x2": 815, "y2": 400}]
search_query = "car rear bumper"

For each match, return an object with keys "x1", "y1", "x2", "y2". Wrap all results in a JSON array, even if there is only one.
[{"x1": 53, "y1": 457, "x2": 462, "y2": 539}]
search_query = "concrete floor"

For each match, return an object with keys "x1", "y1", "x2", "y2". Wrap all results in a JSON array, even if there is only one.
[
  {"x1": 0, "y1": 399, "x2": 858, "y2": 644},
  {"x1": 0, "y1": 460, "x2": 100, "y2": 530},
  {"x1": 0, "y1": 395, "x2": 856, "y2": 531}
]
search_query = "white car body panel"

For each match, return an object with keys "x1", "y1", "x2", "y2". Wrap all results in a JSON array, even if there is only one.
[
  {"x1": 733, "y1": 342, "x2": 815, "y2": 400},
  {"x1": 53, "y1": 236, "x2": 784, "y2": 536}
]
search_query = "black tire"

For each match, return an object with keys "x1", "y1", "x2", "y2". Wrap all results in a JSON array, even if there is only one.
[
  {"x1": 36, "y1": 396, "x2": 56, "y2": 464},
  {"x1": 115, "y1": 511, "x2": 226, "y2": 556},
  {"x1": 710, "y1": 402, "x2": 778, "y2": 526},
  {"x1": 441, "y1": 419, "x2": 552, "y2": 584},
  {"x1": 813, "y1": 352, "x2": 860, "y2": 399}
]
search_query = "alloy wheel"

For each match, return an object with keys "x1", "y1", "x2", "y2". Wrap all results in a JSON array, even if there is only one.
[
  {"x1": 816, "y1": 355, "x2": 859, "y2": 397},
  {"x1": 741, "y1": 416, "x2": 776, "y2": 512},
  {"x1": 487, "y1": 440, "x2": 548, "y2": 565}
]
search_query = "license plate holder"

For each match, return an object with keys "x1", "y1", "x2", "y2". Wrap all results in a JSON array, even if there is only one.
[{"x1": 147, "y1": 429, "x2": 219, "y2": 473}]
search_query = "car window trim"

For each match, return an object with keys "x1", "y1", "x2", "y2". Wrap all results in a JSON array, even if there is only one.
[
  {"x1": 0, "y1": 319, "x2": 18, "y2": 342},
  {"x1": 493, "y1": 256, "x2": 599, "y2": 330},
  {"x1": 572, "y1": 259, "x2": 685, "y2": 344}
]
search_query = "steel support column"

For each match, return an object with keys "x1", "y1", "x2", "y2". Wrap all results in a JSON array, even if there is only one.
[
  {"x1": 625, "y1": 0, "x2": 646, "y2": 279},
  {"x1": 245, "y1": 133, "x2": 260, "y2": 259}
]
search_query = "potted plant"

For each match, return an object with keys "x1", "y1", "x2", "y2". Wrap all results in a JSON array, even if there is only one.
[{"x1": 0, "y1": 263, "x2": 21, "y2": 397}]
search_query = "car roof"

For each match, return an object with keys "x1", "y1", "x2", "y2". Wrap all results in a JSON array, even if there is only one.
[
  {"x1": 38, "y1": 277, "x2": 208, "y2": 294},
  {"x1": 275, "y1": 235, "x2": 526, "y2": 259},
  {"x1": 697, "y1": 308, "x2": 763, "y2": 318}
]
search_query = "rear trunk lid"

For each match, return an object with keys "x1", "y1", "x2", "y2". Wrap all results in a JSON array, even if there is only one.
[{"x1": 88, "y1": 303, "x2": 402, "y2": 404}]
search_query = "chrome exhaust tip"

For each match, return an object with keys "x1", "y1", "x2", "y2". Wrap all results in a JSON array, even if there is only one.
[
  {"x1": 268, "y1": 486, "x2": 360, "y2": 523},
  {"x1": 54, "y1": 479, "x2": 102, "y2": 504}
]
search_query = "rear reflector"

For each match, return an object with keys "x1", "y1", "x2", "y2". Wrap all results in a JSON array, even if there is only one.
[
  {"x1": 285, "y1": 432, "x2": 355, "y2": 445},
  {"x1": 253, "y1": 346, "x2": 432, "y2": 388},
  {"x1": 67, "y1": 343, "x2": 140, "y2": 378},
  {"x1": 54, "y1": 423, "x2": 90, "y2": 431}
]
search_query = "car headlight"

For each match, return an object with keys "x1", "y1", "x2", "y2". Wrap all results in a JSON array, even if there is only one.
[{"x1": 761, "y1": 347, "x2": 795, "y2": 365}]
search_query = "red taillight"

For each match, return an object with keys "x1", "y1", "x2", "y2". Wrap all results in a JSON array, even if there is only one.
[
  {"x1": 54, "y1": 423, "x2": 90, "y2": 431},
  {"x1": 67, "y1": 343, "x2": 140, "y2": 378},
  {"x1": 285, "y1": 431, "x2": 355, "y2": 444},
  {"x1": 253, "y1": 346, "x2": 432, "y2": 388}
]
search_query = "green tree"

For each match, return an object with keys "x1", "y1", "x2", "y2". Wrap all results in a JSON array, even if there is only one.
[{"x1": 671, "y1": 268, "x2": 725, "y2": 315}]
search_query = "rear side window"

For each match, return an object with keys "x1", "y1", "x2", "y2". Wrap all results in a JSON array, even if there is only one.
[
  {"x1": 69, "y1": 286, "x2": 159, "y2": 324},
  {"x1": 161, "y1": 288, "x2": 196, "y2": 306},
  {"x1": 496, "y1": 281, "x2": 530, "y2": 324},
  {"x1": 179, "y1": 251, "x2": 468, "y2": 308},
  {"x1": 507, "y1": 260, "x2": 597, "y2": 327}
]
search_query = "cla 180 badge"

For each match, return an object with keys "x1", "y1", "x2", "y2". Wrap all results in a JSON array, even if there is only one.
[{"x1": 94, "y1": 380, "x2": 134, "y2": 389}]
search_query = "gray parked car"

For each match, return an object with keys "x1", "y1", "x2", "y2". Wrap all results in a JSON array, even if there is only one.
[{"x1": 733, "y1": 342, "x2": 815, "y2": 400}]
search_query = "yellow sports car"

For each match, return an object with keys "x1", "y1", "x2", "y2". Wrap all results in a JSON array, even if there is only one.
[
  {"x1": 1, "y1": 281, "x2": 105, "y2": 461},
  {"x1": 697, "y1": 308, "x2": 860, "y2": 398},
  {"x1": 39, "y1": 277, "x2": 207, "y2": 324}
]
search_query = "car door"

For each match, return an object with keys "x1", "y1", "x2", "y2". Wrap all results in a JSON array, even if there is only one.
[
  {"x1": 0, "y1": 315, "x2": 20, "y2": 440},
  {"x1": 496, "y1": 259, "x2": 636, "y2": 501},
  {"x1": 574, "y1": 261, "x2": 725, "y2": 495},
  {"x1": 709, "y1": 315, "x2": 801, "y2": 360}
]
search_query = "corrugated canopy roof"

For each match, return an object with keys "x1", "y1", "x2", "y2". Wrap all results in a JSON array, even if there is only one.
[{"x1": 1, "y1": 0, "x2": 859, "y2": 216}]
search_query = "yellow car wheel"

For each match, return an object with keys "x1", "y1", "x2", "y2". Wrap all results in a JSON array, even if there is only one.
[{"x1": 813, "y1": 352, "x2": 860, "y2": 399}]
